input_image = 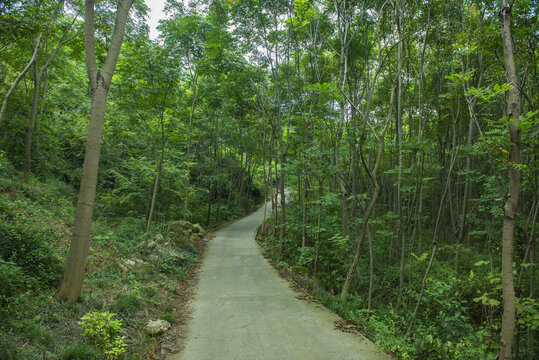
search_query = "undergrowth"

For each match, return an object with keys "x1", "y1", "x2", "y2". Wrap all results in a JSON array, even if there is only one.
[
  {"x1": 258, "y1": 205, "x2": 511, "y2": 360},
  {"x1": 0, "y1": 171, "x2": 203, "y2": 359}
]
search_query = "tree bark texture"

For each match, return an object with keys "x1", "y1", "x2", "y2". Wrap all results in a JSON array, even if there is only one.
[
  {"x1": 56, "y1": 0, "x2": 133, "y2": 301},
  {"x1": 499, "y1": 1, "x2": 521, "y2": 358}
]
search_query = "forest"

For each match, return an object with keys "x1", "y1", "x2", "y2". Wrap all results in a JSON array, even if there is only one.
[{"x1": 0, "y1": 0, "x2": 537, "y2": 359}]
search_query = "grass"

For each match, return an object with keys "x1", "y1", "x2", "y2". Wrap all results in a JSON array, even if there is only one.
[{"x1": 0, "y1": 172, "x2": 205, "y2": 360}]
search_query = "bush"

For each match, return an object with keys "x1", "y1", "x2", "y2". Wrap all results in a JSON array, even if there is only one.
[
  {"x1": 79, "y1": 311, "x2": 126, "y2": 360},
  {"x1": 0, "y1": 222, "x2": 62, "y2": 287},
  {"x1": 0, "y1": 259, "x2": 29, "y2": 306}
]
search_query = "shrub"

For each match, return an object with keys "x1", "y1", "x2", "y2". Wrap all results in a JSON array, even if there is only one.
[
  {"x1": 0, "y1": 222, "x2": 62, "y2": 286},
  {"x1": 0, "y1": 259, "x2": 29, "y2": 306},
  {"x1": 79, "y1": 311, "x2": 126, "y2": 360}
]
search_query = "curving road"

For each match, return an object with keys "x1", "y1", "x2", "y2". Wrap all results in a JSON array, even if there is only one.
[{"x1": 169, "y1": 206, "x2": 388, "y2": 360}]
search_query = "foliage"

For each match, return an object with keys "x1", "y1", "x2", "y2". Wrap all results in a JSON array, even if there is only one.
[
  {"x1": 0, "y1": 222, "x2": 62, "y2": 287},
  {"x1": 0, "y1": 0, "x2": 537, "y2": 357},
  {"x1": 0, "y1": 259, "x2": 28, "y2": 307},
  {"x1": 78, "y1": 311, "x2": 126, "y2": 360}
]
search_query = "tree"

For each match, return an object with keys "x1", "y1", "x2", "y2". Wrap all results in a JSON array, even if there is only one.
[
  {"x1": 24, "y1": 6, "x2": 78, "y2": 181},
  {"x1": 498, "y1": 0, "x2": 522, "y2": 357},
  {"x1": 56, "y1": 0, "x2": 134, "y2": 301}
]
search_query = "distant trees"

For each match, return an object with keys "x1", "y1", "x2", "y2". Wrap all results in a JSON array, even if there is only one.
[
  {"x1": 1, "y1": 0, "x2": 536, "y2": 356},
  {"x1": 230, "y1": 0, "x2": 537, "y2": 358}
]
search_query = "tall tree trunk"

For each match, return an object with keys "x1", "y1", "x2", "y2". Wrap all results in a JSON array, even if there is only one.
[
  {"x1": 455, "y1": 116, "x2": 473, "y2": 277},
  {"x1": 143, "y1": 84, "x2": 170, "y2": 232},
  {"x1": 146, "y1": 158, "x2": 163, "y2": 233},
  {"x1": 184, "y1": 77, "x2": 198, "y2": 220},
  {"x1": 215, "y1": 194, "x2": 221, "y2": 223},
  {"x1": 334, "y1": 0, "x2": 349, "y2": 238},
  {"x1": 261, "y1": 129, "x2": 269, "y2": 233},
  {"x1": 279, "y1": 148, "x2": 286, "y2": 250},
  {"x1": 278, "y1": 82, "x2": 291, "y2": 249},
  {"x1": 498, "y1": 2, "x2": 521, "y2": 358},
  {"x1": 24, "y1": 21, "x2": 77, "y2": 181},
  {"x1": 367, "y1": 216, "x2": 374, "y2": 317},
  {"x1": 206, "y1": 190, "x2": 212, "y2": 227},
  {"x1": 396, "y1": 4, "x2": 406, "y2": 288},
  {"x1": 302, "y1": 163, "x2": 307, "y2": 247},
  {"x1": 56, "y1": 0, "x2": 133, "y2": 302},
  {"x1": 24, "y1": 61, "x2": 41, "y2": 182},
  {"x1": 0, "y1": 34, "x2": 43, "y2": 127},
  {"x1": 273, "y1": 152, "x2": 279, "y2": 232},
  {"x1": 341, "y1": 78, "x2": 396, "y2": 299},
  {"x1": 415, "y1": 2, "x2": 430, "y2": 257}
]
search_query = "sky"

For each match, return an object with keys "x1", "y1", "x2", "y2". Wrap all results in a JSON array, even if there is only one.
[{"x1": 145, "y1": 0, "x2": 169, "y2": 40}]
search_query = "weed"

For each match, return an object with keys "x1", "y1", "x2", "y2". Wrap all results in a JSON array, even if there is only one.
[
  {"x1": 159, "y1": 312, "x2": 176, "y2": 324},
  {"x1": 113, "y1": 294, "x2": 142, "y2": 315},
  {"x1": 62, "y1": 342, "x2": 103, "y2": 360}
]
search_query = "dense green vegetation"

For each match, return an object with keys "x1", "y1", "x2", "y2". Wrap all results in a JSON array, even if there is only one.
[
  {"x1": 0, "y1": 156, "x2": 244, "y2": 358},
  {"x1": 0, "y1": 0, "x2": 537, "y2": 359}
]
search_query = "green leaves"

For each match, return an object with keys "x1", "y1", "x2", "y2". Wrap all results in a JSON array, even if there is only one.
[
  {"x1": 445, "y1": 69, "x2": 475, "y2": 84},
  {"x1": 473, "y1": 293, "x2": 500, "y2": 307},
  {"x1": 79, "y1": 311, "x2": 126, "y2": 360},
  {"x1": 465, "y1": 83, "x2": 513, "y2": 103}
]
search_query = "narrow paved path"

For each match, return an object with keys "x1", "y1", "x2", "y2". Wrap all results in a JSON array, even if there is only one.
[{"x1": 169, "y1": 206, "x2": 388, "y2": 360}]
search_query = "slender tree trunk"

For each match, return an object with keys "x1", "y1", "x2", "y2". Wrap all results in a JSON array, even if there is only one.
[
  {"x1": 215, "y1": 194, "x2": 221, "y2": 223},
  {"x1": 206, "y1": 190, "x2": 212, "y2": 227},
  {"x1": 278, "y1": 90, "x2": 290, "y2": 248},
  {"x1": 341, "y1": 79, "x2": 396, "y2": 299},
  {"x1": 417, "y1": 186, "x2": 424, "y2": 254},
  {"x1": 56, "y1": 0, "x2": 133, "y2": 301},
  {"x1": 273, "y1": 152, "x2": 278, "y2": 232},
  {"x1": 406, "y1": 148, "x2": 459, "y2": 338},
  {"x1": 335, "y1": 0, "x2": 349, "y2": 239},
  {"x1": 455, "y1": 116, "x2": 473, "y2": 277},
  {"x1": 24, "y1": 23, "x2": 76, "y2": 181},
  {"x1": 24, "y1": 62, "x2": 41, "y2": 182},
  {"x1": 146, "y1": 159, "x2": 163, "y2": 233},
  {"x1": 184, "y1": 77, "x2": 198, "y2": 219},
  {"x1": 261, "y1": 131, "x2": 269, "y2": 233},
  {"x1": 396, "y1": 5, "x2": 406, "y2": 288},
  {"x1": 498, "y1": 2, "x2": 522, "y2": 358},
  {"x1": 279, "y1": 149, "x2": 286, "y2": 249},
  {"x1": 415, "y1": 1, "x2": 430, "y2": 258},
  {"x1": 0, "y1": 34, "x2": 43, "y2": 127},
  {"x1": 302, "y1": 166, "x2": 307, "y2": 247},
  {"x1": 528, "y1": 207, "x2": 536, "y2": 358},
  {"x1": 367, "y1": 217, "x2": 374, "y2": 318},
  {"x1": 302, "y1": 116, "x2": 309, "y2": 247}
]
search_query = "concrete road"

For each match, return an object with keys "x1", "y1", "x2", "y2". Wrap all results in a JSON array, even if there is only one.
[{"x1": 169, "y1": 206, "x2": 388, "y2": 360}]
